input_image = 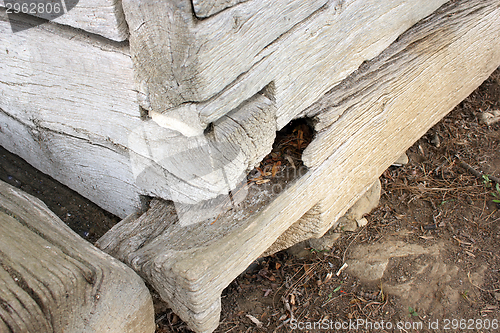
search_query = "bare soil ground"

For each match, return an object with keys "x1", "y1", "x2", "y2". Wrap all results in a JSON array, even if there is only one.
[{"x1": 0, "y1": 68, "x2": 498, "y2": 333}]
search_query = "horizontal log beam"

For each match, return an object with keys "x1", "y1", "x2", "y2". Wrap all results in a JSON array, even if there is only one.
[
  {"x1": 0, "y1": 11, "x2": 141, "y2": 217},
  {"x1": 0, "y1": 0, "x2": 128, "y2": 41},
  {"x1": 126, "y1": 0, "x2": 447, "y2": 136}
]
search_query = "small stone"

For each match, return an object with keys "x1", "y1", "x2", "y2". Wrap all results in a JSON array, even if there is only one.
[
  {"x1": 494, "y1": 292, "x2": 500, "y2": 301},
  {"x1": 392, "y1": 153, "x2": 409, "y2": 166},
  {"x1": 430, "y1": 133, "x2": 441, "y2": 147},
  {"x1": 308, "y1": 232, "x2": 341, "y2": 251},
  {"x1": 356, "y1": 217, "x2": 368, "y2": 228},
  {"x1": 341, "y1": 219, "x2": 358, "y2": 232},
  {"x1": 479, "y1": 110, "x2": 500, "y2": 126},
  {"x1": 286, "y1": 242, "x2": 313, "y2": 259}
]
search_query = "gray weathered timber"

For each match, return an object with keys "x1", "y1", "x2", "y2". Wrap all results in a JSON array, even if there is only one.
[
  {"x1": 129, "y1": 92, "x2": 276, "y2": 205},
  {"x1": 0, "y1": 11, "x2": 277, "y2": 212},
  {"x1": 124, "y1": 0, "x2": 447, "y2": 136},
  {"x1": 123, "y1": 0, "x2": 327, "y2": 121},
  {"x1": 300, "y1": 0, "x2": 500, "y2": 169},
  {"x1": 0, "y1": 180, "x2": 155, "y2": 332},
  {"x1": 0, "y1": 10, "x2": 141, "y2": 218},
  {"x1": 97, "y1": 1, "x2": 500, "y2": 331},
  {"x1": 0, "y1": 0, "x2": 128, "y2": 41}
]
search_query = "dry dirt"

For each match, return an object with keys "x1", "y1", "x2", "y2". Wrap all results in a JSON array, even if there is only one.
[{"x1": 0, "y1": 68, "x2": 499, "y2": 333}]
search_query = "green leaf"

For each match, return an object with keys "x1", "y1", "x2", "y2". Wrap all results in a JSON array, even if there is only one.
[
  {"x1": 408, "y1": 306, "x2": 418, "y2": 317},
  {"x1": 333, "y1": 285, "x2": 342, "y2": 293},
  {"x1": 483, "y1": 175, "x2": 492, "y2": 187}
]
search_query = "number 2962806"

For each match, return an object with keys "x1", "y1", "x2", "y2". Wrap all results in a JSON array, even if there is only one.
[
  {"x1": 5, "y1": 2, "x2": 63, "y2": 15},
  {"x1": 442, "y1": 318, "x2": 498, "y2": 330}
]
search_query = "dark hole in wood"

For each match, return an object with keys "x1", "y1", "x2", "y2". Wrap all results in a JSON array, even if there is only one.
[
  {"x1": 203, "y1": 122, "x2": 215, "y2": 136},
  {"x1": 139, "y1": 106, "x2": 151, "y2": 120},
  {"x1": 246, "y1": 117, "x2": 314, "y2": 192}
]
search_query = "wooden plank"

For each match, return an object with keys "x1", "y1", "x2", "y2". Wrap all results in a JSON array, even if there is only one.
[
  {"x1": 0, "y1": 180, "x2": 155, "y2": 332},
  {"x1": 97, "y1": 1, "x2": 500, "y2": 331},
  {"x1": 125, "y1": 0, "x2": 447, "y2": 137},
  {"x1": 0, "y1": 0, "x2": 128, "y2": 41},
  {"x1": 0, "y1": 11, "x2": 142, "y2": 217}
]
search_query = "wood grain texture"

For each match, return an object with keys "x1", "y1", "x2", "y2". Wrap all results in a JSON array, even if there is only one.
[
  {"x1": 0, "y1": 180, "x2": 155, "y2": 332},
  {"x1": 126, "y1": 0, "x2": 447, "y2": 136},
  {"x1": 129, "y1": 92, "x2": 276, "y2": 205},
  {"x1": 0, "y1": 11, "x2": 141, "y2": 217},
  {"x1": 300, "y1": 0, "x2": 500, "y2": 169},
  {"x1": 0, "y1": 0, "x2": 128, "y2": 41},
  {"x1": 122, "y1": 0, "x2": 327, "y2": 115},
  {"x1": 98, "y1": 1, "x2": 500, "y2": 331},
  {"x1": 197, "y1": 0, "x2": 450, "y2": 130}
]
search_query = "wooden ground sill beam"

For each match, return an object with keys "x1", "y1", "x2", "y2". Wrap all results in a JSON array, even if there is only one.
[
  {"x1": 301, "y1": 0, "x2": 500, "y2": 169},
  {"x1": 100, "y1": 1, "x2": 500, "y2": 332},
  {"x1": 0, "y1": 180, "x2": 155, "y2": 332},
  {"x1": 125, "y1": 0, "x2": 447, "y2": 136},
  {"x1": 0, "y1": 0, "x2": 128, "y2": 41}
]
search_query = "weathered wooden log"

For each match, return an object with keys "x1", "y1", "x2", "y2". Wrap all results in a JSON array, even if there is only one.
[
  {"x1": 97, "y1": 1, "x2": 500, "y2": 331},
  {"x1": 0, "y1": 180, "x2": 155, "y2": 332},
  {"x1": 130, "y1": 91, "x2": 276, "y2": 205},
  {"x1": 122, "y1": 0, "x2": 327, "y2": 118},
  {"x1": 300, "y1": 0, "x2": 500, "y2": 169},
  {"x1": 0, "y1": 0, "x2": 128, "y2": 41},
  {"x1": 0, "y1": 10, "x2": 141, "y2": 218},
  {"x1": 0, "y1": 0, "x2": 452, "y2": 209},
  {"x1": 124, "y1": 0, "x2": 448, "y2": 136}
]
